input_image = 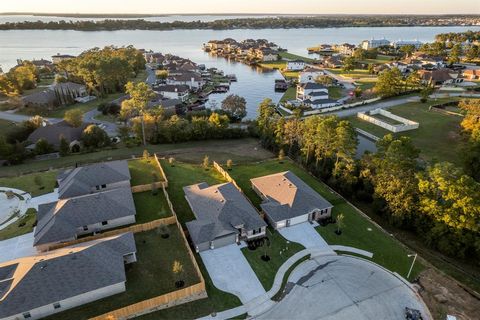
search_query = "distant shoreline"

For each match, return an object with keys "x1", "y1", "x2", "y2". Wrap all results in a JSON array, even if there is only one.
[{"x1": 0, "y1": 15, "x2": 479, "y2": 31}]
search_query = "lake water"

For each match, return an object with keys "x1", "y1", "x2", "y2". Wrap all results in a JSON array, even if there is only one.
[{"x1": 1, "y1": 26, "x2": 479, "y2": 118}]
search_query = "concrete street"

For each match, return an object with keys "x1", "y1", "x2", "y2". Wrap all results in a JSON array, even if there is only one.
[{"x1": 257, "y1": 255, "x2": 431, "y2": 320}]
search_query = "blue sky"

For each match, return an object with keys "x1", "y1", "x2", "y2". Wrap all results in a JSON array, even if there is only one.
[{"x1": 0, "y1": 0, "x2": 479, "y2": 15}]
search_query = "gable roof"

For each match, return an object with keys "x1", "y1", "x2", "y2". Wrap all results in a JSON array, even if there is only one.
[
  {"x1": 57, "y1": 160, "x2": 131, "y2": 199},
  {"x1": 251, "y1": 171, "x2": 333, "y2": 222},
  {"x1": 300, "y1": 82, "x2": 328, "y2": 90},
  {"x1": 184, "y1": 182, "x2": 266, "y2": 245},
  {"x1": 0, "y1": 233, "x2": 135, "y2": 318},
  {"x1": 34, "y1": 187, "x2": 136, "y2": 246},
  {"x1": 27, "y1": 121, "x2": 88, "y2": 148}
]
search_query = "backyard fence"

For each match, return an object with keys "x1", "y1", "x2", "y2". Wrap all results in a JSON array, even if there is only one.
[
  {"x1": 129, "y1": 154, "x2": 169, "y2": 193},
  {"x1": 90, "y1": 282, "x2": 207, "y2": 320},
  {"x1": 45, "y1": 216, "x2": 177, "y2": 251},
  {"x1": 212, "y1": 161, "x2": 242, "y2": 191},
  {"x1": 357, "y1": 109, "x2": 419, "y2": 133}
]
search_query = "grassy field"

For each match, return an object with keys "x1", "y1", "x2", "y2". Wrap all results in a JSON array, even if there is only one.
[
  {"x1": 242, "y1": 228, "x2": 304, "y2": 291},
  {"x1": 226, "y1": 159, "x2": 425, "y2": 280},
  {"x1": 328, "y1": 86, "x2": 343, "y2": 100},
  {"x1": 0, "y1": 171, "x2": 57, "y2": 196},
  {"x1": 0, "y1": 119, "x2": 18, "y2": 137},
  {"x1": 0, "y1": 139, "x2": 273, "y2": 177},
  {"x1": 48, "y1": 226, "x2": 201, "y2": 320},
  {"x1": 159, "y1": 160, "x2": 227, "y2": 225},
  {"x1": 133, "y1": 191, "x2": 172, "y2": 224},
  {"x1": 0, "y1": 208, "x2": 37, "y2": 241},
  {"x1": 280, "y1": 87, "x2": 296, "y2": 103},
  {"x1": 258, "y1": 61, "x2": 287, "y2": 70},
  {"x1": 278, "y1": 52, "x2": 315, "y2": 63},
  {"x1": 348, "y1": 97, "x2": 468, "y2": 165},
  {"x1": 128, "y1": 157, "x2": 164, "y2": 186},
  {"x1": 357, "y1": 54, "x2": 394, "y2": 65}
]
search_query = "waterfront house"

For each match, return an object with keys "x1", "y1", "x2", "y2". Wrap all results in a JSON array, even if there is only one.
[
  {"x1": 255, "y1": 48, "x2": 279, "y2": 62},
  {"x1": 155, "y1": 84, "x2": 190, "y2": 101},
  {"x1": 251, "y1": 171, "x2": 333, "y2": 229},
  {"x1": 298, "y1": 68, "x2": 325, "y2": 83},
  {"x1": 391, "y1": 40, "x2": 423, "y2": 49},
  {"x1": 296, "y1": 82, "x2": 337, "y2": 109},
  {"x1": 0, "y1": 233, "x2": 136, "y2": 320},
  {"x1": 286, "y1": 60, "x2": 306, "y2": 71},
  {"x1": 51, "y1": 54, "x2": 76, "y2": 64},
  {"x1": 361, "y1": 38, "x2": 391, "y2": 50},
  {"x1": 184, "y1": 182, "x2": 267, "y2": 252},
  {"x1": 463, "y1": 69, "x2": 480, "y2": 80},
  {"x1": 167, "y1": 72, "x2": 205, "y2": 89},
  {"x1": 336, "y1": 43, "x2": 356, "y2": 56},
  {"x1": 323, "y1": 55, "x2": 343, "y2": 69}
]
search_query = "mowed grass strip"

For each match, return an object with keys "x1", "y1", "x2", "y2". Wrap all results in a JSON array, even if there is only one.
[
  {"x1": 0, "y1": 171, "x2": 57, "y2": 196},
  {"x1": 133, "y1": 191, "x2": 172, "y2": 224},
  {"x1": 47, "y1": 225, "x2": 201, "y2": 320},
  {"x1": 0, "y1": 208, "x2": 37, "y2": 241},
  {"x1": 128, "y1": 157, "x2": 164, "y2": 186}
]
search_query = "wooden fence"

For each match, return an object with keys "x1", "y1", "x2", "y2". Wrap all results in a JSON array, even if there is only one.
[
  {"x1": 90, "y1": 282, "x2": 207, "y2": 320},
  {"x1": 129, "y1": 155, "x2": 169, "y2": 193},
  {"x1": 45, "y1": 216, "x2": 177, "y2": 251},
  {"x1": 213, "y1": 161, "x2": 241, "y2": 191}
]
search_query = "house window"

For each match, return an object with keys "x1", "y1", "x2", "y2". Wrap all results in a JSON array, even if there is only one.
[
  {"x1": 53, "y1": 302, "x2": 61, "y2": 309},
  {"x1": 95, "y1": 185, "x2": 100, "y2": 190},
  {"x1": 101, "y1": 184, "x2": 107, "y2": 189},
  {"x1": 83, "y1": 226, "x2": 88, "y2": 231},
  {"x1": 101, "y1": 221, "x2": 108, "y2": 226},
  {"x1": 23, "y1": 312, "x2": 31, "y2": 319}
]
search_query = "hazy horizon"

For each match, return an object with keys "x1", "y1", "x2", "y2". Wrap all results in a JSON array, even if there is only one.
[{"x1": 0, "y1": 0, "x2": 479, "y2": 15}]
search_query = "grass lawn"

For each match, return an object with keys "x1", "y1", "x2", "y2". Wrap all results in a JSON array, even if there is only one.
[
  {"x1": 133, "y1": 191, "x2": 172, "y2": 224},
  {"x1": 258, "y1": 61, "x2": 287, "y2": 70},
  {"x1": 48, "y1": 226, "x2": 201, "y2": 320},
  {"x1": 0, "y1": 139, "x2": 273, "y2": 178},
  {"x1": 328, "y1": 86, "x2": 343, "y2": 100},
  {"x1": 241, "y1": 228, "x2": 304, "y2": 291},
  {"x1": 356, "y1": 79, "x2": 377, "y2": 91},
  {"x1": 357, "y1": 55, "x2": 394, "y2": 65},
  {"x1": 370, "y1": 113, "x2": 404, "y2": 125},
  {"x1": 278, "y1": 52, "x2": 315, "y2": 63},
  {"x1": 280, "y1": 87, "x2": 296, "y2": 103},
  {"x1": 128, "y1": 157, "x2": 164, "y2": 186},
  {"x1": 136, "y1": 252, "x2": 241, "y2": 320},
  {"x1": 49, "y1": 92, "x2": 125, "y2": 118},
  {"x1": 0, "y1": 171, "x2": 57, "y2": 196},
  {"x1": 0, "y1": 208, "x2": 37, "y2": 241},
  {"x1": 227, "y1": 159, "x2": 424, "y2": 280},
  {"x1": 159, "y1": 160, "x2": 227, "y2": 225},
  {"x1": 282, "y1": 71, "x2": 300, "y2": 79},
  {"x1": 0, "y1": 119, "x2": 18, "y2": 137},
  {"x1": 386, "y1": 98, "x2": 466, "y2": 165},
  {"x1": 347, "y1": 97, "x2": 473, "y2": 165}
]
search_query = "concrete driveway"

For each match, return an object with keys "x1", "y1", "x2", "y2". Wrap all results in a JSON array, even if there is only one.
[
  {"x1": 257, "y1": 255, "x2": 431, "y2": 320},
  {"x1": 200, "y1": 244, "x2": 266, "y2": 303},
  {"x1": 0, "y1": 232, "x2": 36, "y2": 263},
  {"x1": 279, "y1": 222, "x2": 332, "y2": 251},
  {"x1": 30, "y1": 190, "x2": 59, "y2": 209}
]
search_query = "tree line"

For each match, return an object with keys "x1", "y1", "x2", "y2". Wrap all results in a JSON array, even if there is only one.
[
  {"x1": 0, "y1": 16, "x2": 478, "y2": 31},
  {"x1": 56, "y1": 46, "x2": 145, "y2": 97},
  {"x1": 253, "y1": 98, "x2": 480, "y2": 262}
]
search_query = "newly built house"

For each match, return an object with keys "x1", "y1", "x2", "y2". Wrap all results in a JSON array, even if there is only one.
[
  {"x1": 57, "y1": 160, "x2": 131, "y2": 199},
  {"x1": 251, "y1": 171, "x2": 333, "y2": 229},
  {"x1": 0, "y1": 233, "x2": 136, "y2": 320},
  {"x1": 34, "y1": 187, "x2": 136, "y2": 249},
  {"x1": 184, "y1": 182, "x2": 267, "y2": 252}
]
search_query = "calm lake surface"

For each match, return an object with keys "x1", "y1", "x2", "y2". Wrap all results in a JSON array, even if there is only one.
[{"x1": 1, "y1": 26, "x2": 479, "y2": 118}]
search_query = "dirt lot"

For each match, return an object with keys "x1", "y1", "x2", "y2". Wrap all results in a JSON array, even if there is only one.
[
  {"x1": 417, "y1": 268, "x2": 480, "y2": 320},
  {"x1": 156, "y1": 138, "x2": 273, "y2": 164}
]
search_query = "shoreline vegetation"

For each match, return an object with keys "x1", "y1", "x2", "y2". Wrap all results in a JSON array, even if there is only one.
[{"x1": 0, "y1": 15, "x2": 479, "y2": 31}]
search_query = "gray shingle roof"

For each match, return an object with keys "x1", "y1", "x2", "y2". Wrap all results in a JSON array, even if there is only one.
[
  {"x1": 57, "y1": 160, "x2": 131, "y2": 199},
  {"x1": 34, "y1": 187, "x2": 136, "y2": 246},
  {"x1": 0, "y1": 233, "x2": 136, "y2": 319},
  {"x1": 27, "y1": 121, "x2": 87, "y2": 148},
  {"x1": 184, "y1": 182, "x2": 266, "y2": 246},
  {"x1": 251, "y1": 171, "x2": 333, "y2": 223}
]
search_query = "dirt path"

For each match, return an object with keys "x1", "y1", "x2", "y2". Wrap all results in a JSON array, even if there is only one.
[{"x1": 417, "y1": 268, "x2": 480, "y2": 320}]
